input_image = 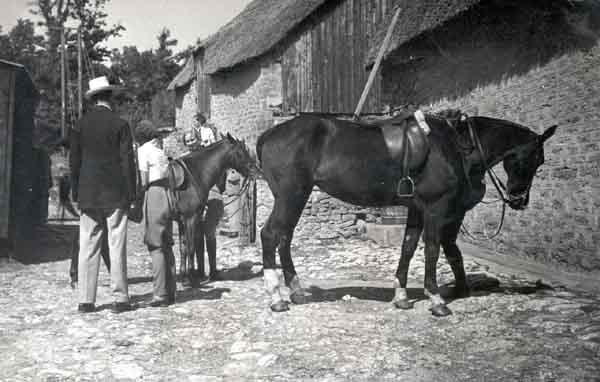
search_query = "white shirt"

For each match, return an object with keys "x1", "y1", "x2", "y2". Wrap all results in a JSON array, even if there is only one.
[
  {"x1": 183, "y1": 124, "x2": 216, "y2": 148},
  {"x1": 199, "y1": 125, "x2": 216, "y2": 146},
  {"x1": 138, "y1": 139, "x2": 169, "y2": 182}
]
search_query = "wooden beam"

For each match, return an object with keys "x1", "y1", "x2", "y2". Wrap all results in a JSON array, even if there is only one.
[{"x1": 353, "y1": 6, "x2": 401, "y2": 120}]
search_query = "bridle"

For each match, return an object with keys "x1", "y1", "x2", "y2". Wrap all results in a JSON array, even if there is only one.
[{"x1": 462, "y1": 116, "x2": 511, "y2": 239}]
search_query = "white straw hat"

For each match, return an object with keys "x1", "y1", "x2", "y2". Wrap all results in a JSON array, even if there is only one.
[{"x1": 84, "y1": 76, "x2": 123, "y2": 99}]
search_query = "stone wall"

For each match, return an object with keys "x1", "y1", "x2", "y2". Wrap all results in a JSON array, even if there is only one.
[
  {"x1": 168, "y1": 80, "x2": 197, "y2": 156},
  {"x1": 382, "y1": 1, "x2": 600, "y2": 272},
  {"x1": 209, "y1": 55, "x2": 282, "y2": 150}
]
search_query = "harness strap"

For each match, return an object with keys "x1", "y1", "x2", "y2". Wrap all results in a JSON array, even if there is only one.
[{"x1": 396, "y1": 125, "x2": 415, "y2": 197}]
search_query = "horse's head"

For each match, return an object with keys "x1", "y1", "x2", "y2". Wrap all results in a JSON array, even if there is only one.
[
  {"x1": 222, "y1": 133, "x2": 258, "y2": 179},
  {"x1": 502, "y1": 125, "x2": 557, "y2": 210}
]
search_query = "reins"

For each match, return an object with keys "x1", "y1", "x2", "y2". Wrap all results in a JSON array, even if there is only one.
[{"x1": 461, "y1": 117, "x2": 509, "y2": 240}]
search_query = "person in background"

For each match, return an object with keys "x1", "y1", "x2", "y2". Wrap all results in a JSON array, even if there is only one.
[
  {"x1": 182, "y1": 112, "x2": 224, "y2": 281},
  {"x1": 136, "y1": 120, "x2": 176, "y2": 307},
  {"x1": 183, "y1": 112, "x2": 218, "y2": 151},
  {"x1": 70, "y1": 76, "x2": 137, "y2": 314}
]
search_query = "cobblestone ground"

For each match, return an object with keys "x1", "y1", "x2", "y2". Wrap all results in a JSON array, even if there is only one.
[{"x1": 1, "y1": 222, "x2": 599, "y2": 382}]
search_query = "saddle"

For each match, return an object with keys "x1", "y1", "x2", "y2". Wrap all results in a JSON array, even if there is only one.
[
  {"x1": 167, "y1": 159, "x2": 187, "y2": 191},
  {"x1": 379, "y1": 110, "x2": 431, "y2": 197}
]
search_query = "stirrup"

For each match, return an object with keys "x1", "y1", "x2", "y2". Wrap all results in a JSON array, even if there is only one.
[{"x1": 396, "y1": 176, "x2": 415, "y2": 198}]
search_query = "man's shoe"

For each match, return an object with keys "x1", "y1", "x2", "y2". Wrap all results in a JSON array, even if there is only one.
[
  {"x1": 149, "y1": 298, "x2": 170, "y2": 308},
  {"x1": 78, "y1": 303, "x2": 95, "y2": 313},
  {"x1": 111, "y1": 302, "x2": 135, "y2": 313}
]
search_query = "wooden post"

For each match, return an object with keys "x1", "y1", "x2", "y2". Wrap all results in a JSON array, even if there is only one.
[{"x1": 353, "y1": 7, "x2": 402, "y2": 120}]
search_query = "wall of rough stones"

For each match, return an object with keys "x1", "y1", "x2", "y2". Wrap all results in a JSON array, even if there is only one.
[{"x1": 382, "y1": 1, "x2": 600, "y2": 272}]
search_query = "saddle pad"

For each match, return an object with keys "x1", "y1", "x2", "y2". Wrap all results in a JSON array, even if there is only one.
[
  {"x1": 380, "y1": 115, "x2": 430, "y2": 171},
  {"x1": 167, "y1": 160, "x2": 186, "y2": 190}
]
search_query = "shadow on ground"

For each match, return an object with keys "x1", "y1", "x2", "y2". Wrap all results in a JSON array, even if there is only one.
[
  {"x1": 16, "y1": 223, "x2": 77, "y2": 264},
  {"x1": 305, "y1": 273, "x2": 555, "y2": 305}
]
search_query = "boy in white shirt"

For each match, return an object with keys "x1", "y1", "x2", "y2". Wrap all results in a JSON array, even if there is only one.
[{"x1": 136, "y1": 120, "x2": 176, "y2": 306}]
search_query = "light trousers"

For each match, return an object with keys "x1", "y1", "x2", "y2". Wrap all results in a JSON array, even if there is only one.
[{"x1": 78, "y1": 208, "x2": 130, "y2": 304}]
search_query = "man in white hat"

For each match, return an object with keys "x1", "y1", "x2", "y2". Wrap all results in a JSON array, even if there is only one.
[{"x1": 70, "y1": 75, "x2": 137, "y2": 314}]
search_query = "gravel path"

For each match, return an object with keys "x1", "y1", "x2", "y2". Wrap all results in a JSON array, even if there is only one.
[{"x1": 0, "y1": 223, "x2": 599, "y2": 381}]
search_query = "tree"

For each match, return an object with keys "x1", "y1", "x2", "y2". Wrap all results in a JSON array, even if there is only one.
[
  {"x1": 110, "y1": 28, "x2": 181, "y2": 127},
  {"x1": 30, "y1": 0, "x2": 123, "y2": 64},
  {"x1": 0, "y1": 19, "x2": 45, "y2": 71}
]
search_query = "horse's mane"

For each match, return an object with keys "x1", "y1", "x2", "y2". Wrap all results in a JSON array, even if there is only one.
[{"x1": 180, "y1": 139, "x2": 226, "y2": 161}]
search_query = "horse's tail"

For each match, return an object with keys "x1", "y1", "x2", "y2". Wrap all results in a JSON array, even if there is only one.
[
  {"x1": 58, "y1": 174, "x2": 80, "y2": 218},
  {"x1": 255, "y1": 129, "x2": 268, "y2": 165}
]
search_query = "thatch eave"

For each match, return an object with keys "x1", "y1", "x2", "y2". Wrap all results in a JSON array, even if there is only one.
[{"x1": 365, "y1": 0, "x2": 484, "y2": 68}]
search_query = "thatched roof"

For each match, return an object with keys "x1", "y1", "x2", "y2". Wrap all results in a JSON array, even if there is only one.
[
  {"x1": 202, "y1": 0, "x2": 329, "y2": 74},
  {"x1": 365, "y1": 0, "x2": 483, "y2": 67},
  {"x1": 167, "y1": 56, "x2": 195, "y2": 91}
]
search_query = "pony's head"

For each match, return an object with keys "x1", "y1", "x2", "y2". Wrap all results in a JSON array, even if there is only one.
[
  {"x1": 222, "y1": 132, "x2": 258, "y2": 179},
  {"x1": 502, "y1": 125, "x2": 557, "y2": 210}
]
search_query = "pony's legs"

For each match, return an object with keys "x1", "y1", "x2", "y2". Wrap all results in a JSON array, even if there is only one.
[
  {"x1": 441, "y1": 218, "x2": 469, "y2": 298},
  {"x1": 182, "y1": 215, "x2": 197, "y2": 287},
  {"x1": 177, "y1": 220, "x2": 187, "y2": 280},
  {"x1": 393, "y1": 206, "x2": 423, "y2": 309},
  {"x1": 423, "y1": 212, "x2": 452, "y2": 317},
  {"x1": 194, "y1": 218, "x2": 206, "y2": 279}
]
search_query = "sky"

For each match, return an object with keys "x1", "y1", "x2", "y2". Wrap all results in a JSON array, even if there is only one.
[{"x1": 1, "y1": 0, "x2": 253, "y2": 54}]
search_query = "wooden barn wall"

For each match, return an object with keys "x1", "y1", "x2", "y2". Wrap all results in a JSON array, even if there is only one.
[{"x1": 282, "y1": 0, "x2": 393, "y2": 114}]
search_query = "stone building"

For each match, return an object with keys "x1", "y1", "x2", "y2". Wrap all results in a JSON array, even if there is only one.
[{"x1": 168, "y1": 0, "x2": 599, "y2": 273}]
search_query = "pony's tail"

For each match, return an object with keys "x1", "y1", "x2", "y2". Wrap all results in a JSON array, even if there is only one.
[{"x1": 58, "y1": 174, "x2": 80, "y2": 218}]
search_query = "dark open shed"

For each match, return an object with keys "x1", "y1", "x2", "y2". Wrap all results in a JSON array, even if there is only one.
[{"x1": 0, "y1": 59, "x2": 40, "y2": 258}]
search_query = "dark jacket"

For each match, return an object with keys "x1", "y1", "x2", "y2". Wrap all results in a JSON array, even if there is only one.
[{"x1": 69, "y1": 105, "x2": 136, "y2": 209}]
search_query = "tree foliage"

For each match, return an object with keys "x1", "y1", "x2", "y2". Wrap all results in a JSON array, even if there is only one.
[
  {"x1": 1, "y1": 1, "x2": 181, "y2": 131},
  {"x1": 110, "y1": 28, "x2": 180, "y2": 127}
]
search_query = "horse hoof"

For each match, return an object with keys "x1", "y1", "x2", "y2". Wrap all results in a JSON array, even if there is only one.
[
  {"x1": 430, "y1": 304, "x2": 452, "y2": 317},
  {"x1": 393, "y1": 299, "x2": 413, "y2": 310},
  {"x1": 290, "y1": 291, "x2": 312, "y2": 305},
  {"x1": 270, "y1": 301, "x2": 290, "y2": 312}
]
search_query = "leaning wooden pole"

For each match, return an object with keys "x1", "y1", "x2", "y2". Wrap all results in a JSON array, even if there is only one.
[
  {"x1": 353, "y1": 7, "x2": 402, "y2": 120},
  {"x1": 60, "y1": 27, "x2": 66, "y2": 140}
]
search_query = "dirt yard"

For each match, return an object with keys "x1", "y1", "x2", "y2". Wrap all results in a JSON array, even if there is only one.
[{"x1": 1, "y1": 221, "x2": 599, "y2": 381}]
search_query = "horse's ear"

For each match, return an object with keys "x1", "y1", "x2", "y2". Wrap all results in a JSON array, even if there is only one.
[
  {"x1": 220, "y1": 133, "x2": 226, "y2": 140},
  {"x1": 541, "y1": 125, "x2": 557, "y2": 142},
  {"x1": 226, "y1": 132, "x2": 235, "y2": 142}
]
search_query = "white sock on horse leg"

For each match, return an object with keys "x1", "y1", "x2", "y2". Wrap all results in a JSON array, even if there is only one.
[
  {"x1": 264, "y1": 269, "x2": 283, "y2": 305},
  {"x1": 289, "y1": 275, "x2": 303, "y2": 294},
  {"x1": 393, "y1": 278, "x2": 408, "y2": 301},
  {"x1": 424, "y1": 289, "x2": 446, "y2": 306}
]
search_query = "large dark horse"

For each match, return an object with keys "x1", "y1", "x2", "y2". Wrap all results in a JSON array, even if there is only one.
[
  {"x1": 168, "y1": 134, "x2": 256, "y2": 286},
  {"x1": 256, "y1": 111, "x2": 556, "y2": 316}
]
